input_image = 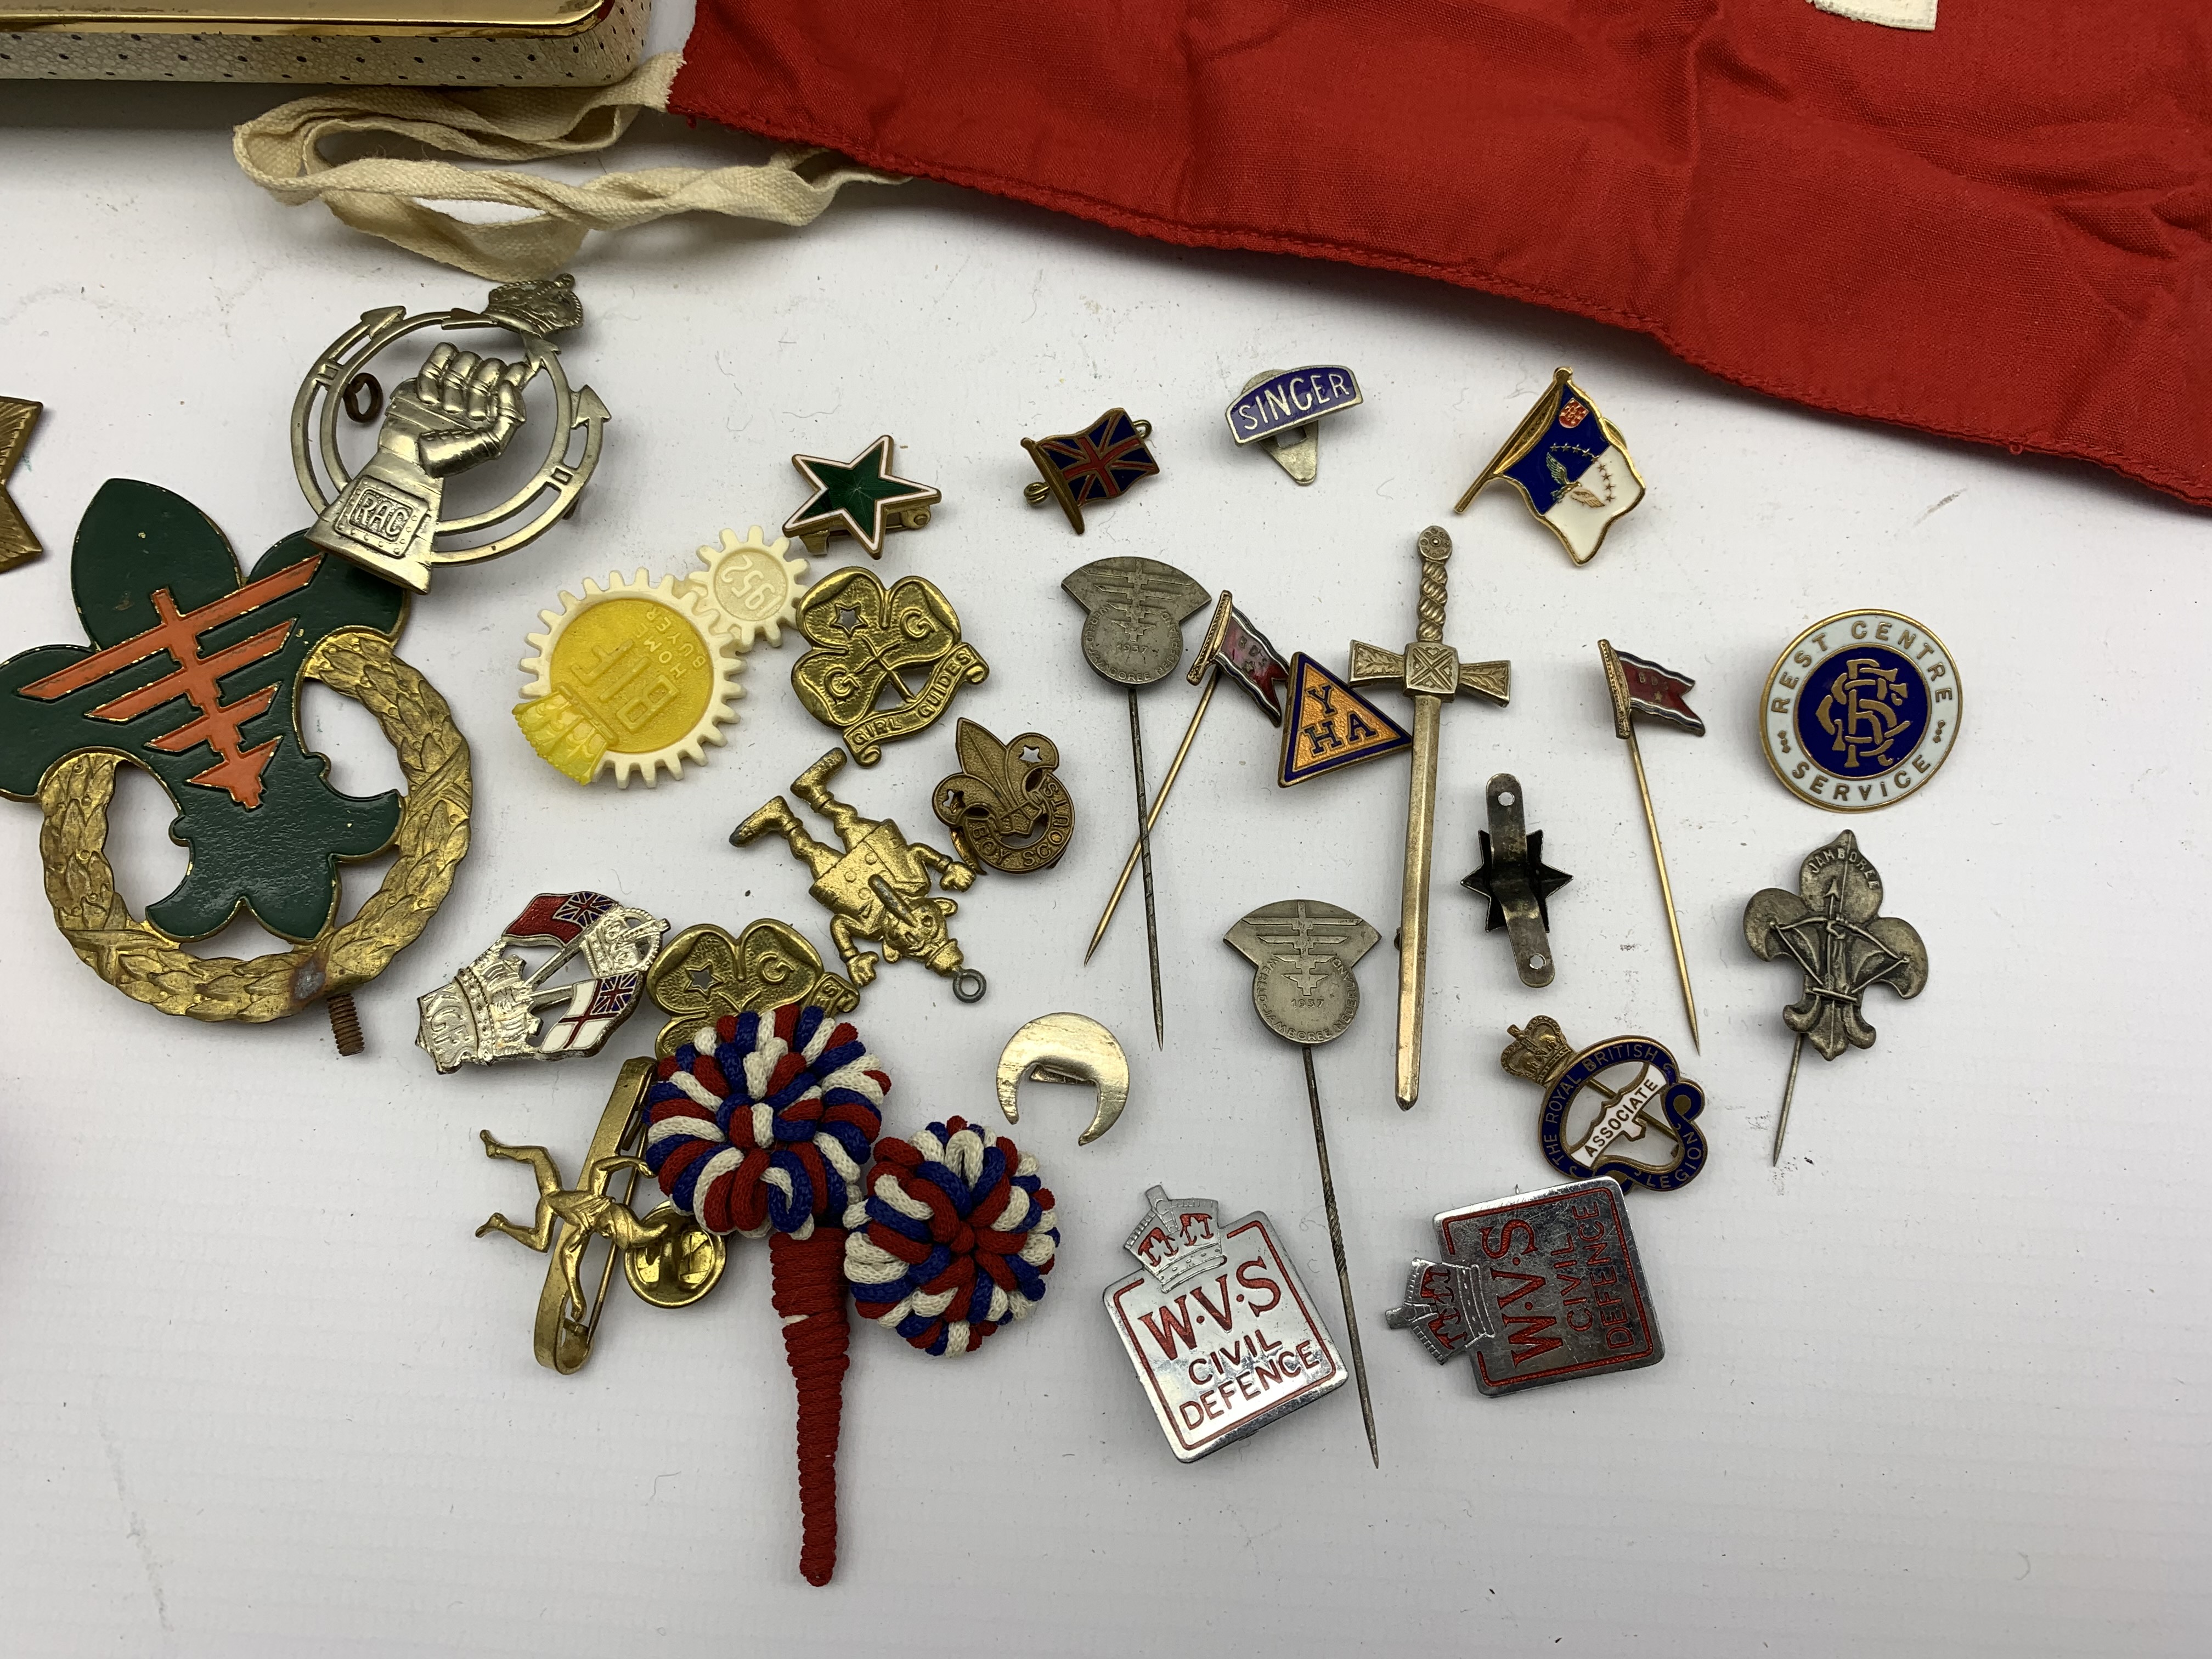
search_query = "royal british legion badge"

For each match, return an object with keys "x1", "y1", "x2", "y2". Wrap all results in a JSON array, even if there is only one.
[
  {"x1": 1499, "y1": 1015, "x2": 1708, "y2": 1192},
  {"x1": 1104, "y1": 1185, "x2": 1347, "y2": 1462}
]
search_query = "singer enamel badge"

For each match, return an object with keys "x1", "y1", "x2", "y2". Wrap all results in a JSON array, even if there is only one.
[
  {"x1": 1760, "y1": 610, "x2": 1960, "y2": 811},
  {"x1": 1225, "y1": 366, "x2": 1362, "y2": 486},
  {"x1": 1104, "y1": 1185, "x2": 1347, "y2": 1462}
]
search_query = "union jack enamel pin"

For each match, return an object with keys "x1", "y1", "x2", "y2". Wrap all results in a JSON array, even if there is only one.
[{"x1": 1022, "y1": 407, "x2": 1160, "y2": 533}]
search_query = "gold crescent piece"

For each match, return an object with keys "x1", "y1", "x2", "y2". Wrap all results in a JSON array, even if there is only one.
[
  {"x1": 33, "y1": 627, "x2": 471, "y2": 1020},
  {"x1": 995, "y1": 1012, "x2": 1129, "y2": 1146}
]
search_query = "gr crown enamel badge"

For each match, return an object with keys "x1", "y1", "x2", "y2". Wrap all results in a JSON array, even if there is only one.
[{"x1": 1761, "y1": 610, "x2": 1959, "y2": 811}]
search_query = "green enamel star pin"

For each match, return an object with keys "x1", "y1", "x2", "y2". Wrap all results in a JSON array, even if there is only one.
[{"x1": 782, "y1": 435, "x2": 940, "y2": 559}]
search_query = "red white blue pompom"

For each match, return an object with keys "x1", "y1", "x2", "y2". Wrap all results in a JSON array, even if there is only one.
[
  {"x1": 642, "y1": 1002, "x2": 887, "y2": 1240},
  {"x1": 844, "y1": 1116, "x2": 1057, "y2": 1356}
]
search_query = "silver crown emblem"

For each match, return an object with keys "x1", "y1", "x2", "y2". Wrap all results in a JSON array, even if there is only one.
[{"x1": 1122, "y1": 1185, "x2": 1227, "y2": 1293}]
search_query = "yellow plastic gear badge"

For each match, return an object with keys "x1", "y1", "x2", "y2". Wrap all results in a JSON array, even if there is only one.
[
  {"x1": 515, "y1": 571, "x2": 742, "y2": 786},
  {"x1": 682, "y1": 526, "x2": 809, "y2": 649}
]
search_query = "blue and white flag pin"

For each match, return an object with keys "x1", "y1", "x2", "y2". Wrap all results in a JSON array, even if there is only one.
[{"x1": 1453, "y1": 368, "x2": 1645, "y2": 565}]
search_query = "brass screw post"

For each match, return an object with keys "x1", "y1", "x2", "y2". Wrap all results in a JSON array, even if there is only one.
[{"x1": 327, "y1": 991, "x2": 365, "y2": 1057}]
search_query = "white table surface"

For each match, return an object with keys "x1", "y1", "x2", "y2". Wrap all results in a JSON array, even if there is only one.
[{"x1": 2, "y1": 14, "x2": 2207, "y2": 1655}]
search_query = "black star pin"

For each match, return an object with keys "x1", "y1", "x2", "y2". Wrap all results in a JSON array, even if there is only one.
[
  {"x1": 1464, "y1": 829, "x2": 1572, "y2": 928},
  {"x1": 1461, "y1": 774, "x2": 1571, "y2": 987},
  {"x1": 782, "y1": 434, "x2": 940, "y2": 559}
]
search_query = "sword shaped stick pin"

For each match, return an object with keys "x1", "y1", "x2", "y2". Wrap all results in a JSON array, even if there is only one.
[
  {"x1": 1227, "y1": 900, "x2": 1384, "y2": 1467},
  {"x1": 1063, "y1": 558, "x2": 1212, "y2": 1046},
  {"x1": 1346, "y1": 527, "x2": 1510, "y2": 1107},
  {"x1": 1085, "y1": 592, "x2": 1294, "y2": 984},
  {"x1": 1598, "y1": 640, "x2": 1707, "y2": 1048}
]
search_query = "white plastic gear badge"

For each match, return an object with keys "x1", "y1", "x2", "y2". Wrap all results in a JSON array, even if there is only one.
[
  {"x1": 682, "y1": 526, "x2": 809, "y2": 649},
  {"x1": 514, "y1": 571, "x2": 743, "y2": 786}
]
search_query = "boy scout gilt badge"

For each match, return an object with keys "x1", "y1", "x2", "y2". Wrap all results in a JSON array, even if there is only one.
[
  {"x1": 931, "y1": 719, "x2": 1075, "y2": 874},
  {"x1": 1499, "y1": 1015, "x2": 1708, "y2": 1192},
  {"x1": 0, "y1": 479, "x2": 469, "y2": 1043},
  {"x1": 782, "y1": 435, "x2": 939, "y2": 558},
  {"x1": 294, "y1": 276, "x2": 607, "y2": 594},
  {"x1": 1104, "y1": 1185, "x2": 1347, "y2": 1463},
  {"x1": 1453, "y1": 366, "x2": 1645, "y2": 566},
  {"x1": 1384, "y1": 1178, "x2": 1663, "y2": 1396},
  {"x1": 1021, "y1": 408, "x2": 1159, "y2": 533},
  {"x1": 416, "y1": 890, "x2": 668, "y2": 1072},
  {"x1": 1760, "y1": 611, "x2": 1960, "y2": 811},
  {"x1": 790, "y1": 568, "x2": 989, "y2": 763}
]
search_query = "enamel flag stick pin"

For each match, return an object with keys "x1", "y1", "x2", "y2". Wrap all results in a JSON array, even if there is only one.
[
  {"x1": 1063, "y1": 558, "x2": 1212, "y2": 1045},
  {"x1": 1745, "y1": 831, "x2": 1927, "y2": 1164},
  {"x1": 1598, "y1": 641, "x2": 1707, "y2": 1047},
  {"x1": 1347, "y1": 528, "x2": 1511, "y2": 1107},
  {"x1": 1085, "y1": 593, "x2": 1293, "y2": 973},
  {"x1": 1452, "y1": 366, "x2": 1644, "y2": 567},
  {"x1": 1227, "y1": 900, "x2": 1384, "y2": 1466}
]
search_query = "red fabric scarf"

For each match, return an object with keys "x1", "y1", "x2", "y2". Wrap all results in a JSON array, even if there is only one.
[{"x1": 670, "y1": 0, "x2": 2212, "y2": 506}]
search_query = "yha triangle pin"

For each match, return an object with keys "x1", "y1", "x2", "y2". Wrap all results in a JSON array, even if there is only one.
[{"x1": 1278, "y1": 653, "x2": 1410, "y2": 786}]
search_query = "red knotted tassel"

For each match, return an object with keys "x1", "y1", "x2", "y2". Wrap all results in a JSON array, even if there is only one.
[{"x1": 770, "y1": 1229, "x2": 851, "y2": 1587}]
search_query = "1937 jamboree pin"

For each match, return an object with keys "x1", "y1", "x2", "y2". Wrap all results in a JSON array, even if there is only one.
[{"x1": 1760, "y1": 610, "x2": 1959, "y2": 811}]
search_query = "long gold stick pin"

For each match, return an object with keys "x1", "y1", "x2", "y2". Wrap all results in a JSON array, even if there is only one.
[
  {"x1": 1084, "y1": 592, "x2": 1293, "y2": 981},
  {"x1": 1063, "y1": 558, "x2": 1212, "y2": 1045},
  {"x1": 1598, "y1": 641, "x2": 1706, "y2": 1049},
  {"x1": 1346, "y1": 529, "x2": 1511, "y2": 1107}
]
